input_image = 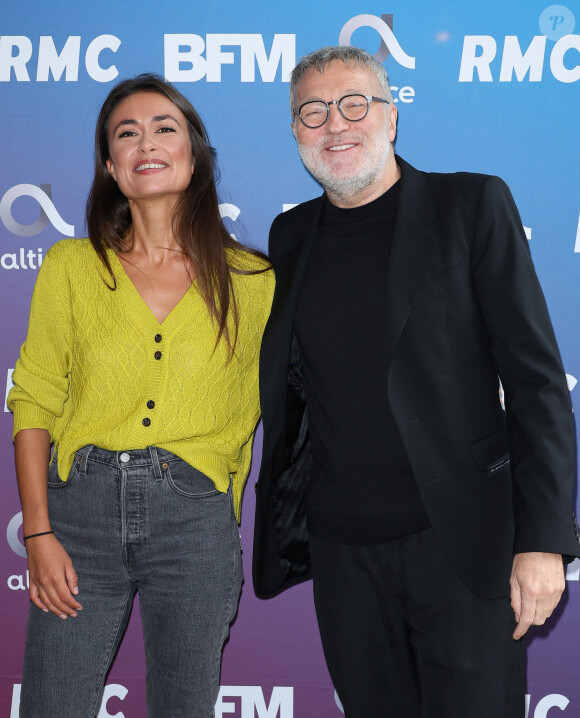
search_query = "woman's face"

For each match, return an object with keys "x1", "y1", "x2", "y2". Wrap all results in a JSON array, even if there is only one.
[{"x1": 106, "y1": 91, "x2": 194, "y2": 203}]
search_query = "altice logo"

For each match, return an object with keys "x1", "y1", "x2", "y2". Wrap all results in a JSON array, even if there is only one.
[
  {"x1": 0, "y1": 184, "x2": 74, "y2": 237},
  {"x1": 339, "y1": 14, "x2": 416, "y2": 69},
  {"x1": 7, "y1": 512, "x2": 26, "y2": 560}
]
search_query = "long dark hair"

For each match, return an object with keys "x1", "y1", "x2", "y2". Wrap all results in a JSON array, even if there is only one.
[{"x1": 86, "y1": 73, "x2": 269, "y2": 355}]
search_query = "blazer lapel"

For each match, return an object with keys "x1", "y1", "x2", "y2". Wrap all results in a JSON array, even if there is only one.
[
  {"x1": 268, "y1": 196, "x2": 325, "y2": 327},
  {"x1": 384, "y1": 157, "x2": 440, "y2": 362}
]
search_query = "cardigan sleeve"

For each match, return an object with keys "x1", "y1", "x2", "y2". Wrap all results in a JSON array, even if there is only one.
[{"x1": 8, "y1": 244, "x2": 73, "y2": 440}]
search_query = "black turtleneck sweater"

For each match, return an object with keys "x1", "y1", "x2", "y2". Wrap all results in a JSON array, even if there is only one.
[{"x1": 294, "y1": 181, "x2": 430, "y2": 545}]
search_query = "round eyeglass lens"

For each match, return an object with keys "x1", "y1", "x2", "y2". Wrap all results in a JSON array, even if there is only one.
[
  {"x1": 339, "y1": 95, "x2": 369, "y2": 121},
  {"x1": 300, "y1": 101, "x2": 328, "y2": 128}
]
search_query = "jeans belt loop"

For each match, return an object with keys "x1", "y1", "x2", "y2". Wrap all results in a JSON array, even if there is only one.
[
  {"x1": 78, "y1": 445, "x2": 94, "y2": 476},
  {"x1": 148, "y1": 446, "x2": 163, "y2": 481}
]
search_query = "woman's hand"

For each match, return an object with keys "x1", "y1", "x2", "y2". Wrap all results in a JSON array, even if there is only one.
[
  {"x1": 26, "y1": 533, "x2": 83, "y2": 619},
  {"x1": 14, "y1": 429, "x2": 82, "y2": 619}
]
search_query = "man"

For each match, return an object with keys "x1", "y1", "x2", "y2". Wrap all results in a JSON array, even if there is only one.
[{"x1": 253, "y1": 46, "x2": 579, "y2": 717}]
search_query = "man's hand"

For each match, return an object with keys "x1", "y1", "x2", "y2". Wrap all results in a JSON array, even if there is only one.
[{"x1": 510, "y1": 552, "x2": 565, "y2": 640}]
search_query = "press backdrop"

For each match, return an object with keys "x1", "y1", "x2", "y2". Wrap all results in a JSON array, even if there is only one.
[{"x1": 1, "y1": 1, "x2": 579, "y2": 716}]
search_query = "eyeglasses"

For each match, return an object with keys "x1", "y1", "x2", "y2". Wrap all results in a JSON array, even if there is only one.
[{"x1": 293, "y1": 94, "x2": 390, "y2": 129}]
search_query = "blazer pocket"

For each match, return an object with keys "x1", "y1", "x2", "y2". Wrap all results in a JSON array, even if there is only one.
[
  {"x1": 470, "y1": 430, "x2": 510, "y2": 475},
  {"x1": 413, "y1": 256, "x2": 470, "y2": 311}
]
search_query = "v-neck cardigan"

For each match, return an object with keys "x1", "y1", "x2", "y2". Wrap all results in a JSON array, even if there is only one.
[{"x1": 8, "y1": 238, "x2": 274, "y2": 517}]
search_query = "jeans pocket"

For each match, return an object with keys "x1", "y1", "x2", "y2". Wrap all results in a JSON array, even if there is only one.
[
  {"x1": 47, "y1": 452, "x2": 80, "y2": 489},
  {"x1": 165, "y1": 460, "x2": 221, "y2": 499}
]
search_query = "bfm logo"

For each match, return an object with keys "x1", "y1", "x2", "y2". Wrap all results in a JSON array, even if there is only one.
[
  {"x1": 164, "y1": 34, "x2": 295, "y2": 82},
  {"x1": 216, "y1": 687, "x2": 293, "y2": 717},
  {"x1": 10, "y1": 685, "x2": 293, "y2": 717}
]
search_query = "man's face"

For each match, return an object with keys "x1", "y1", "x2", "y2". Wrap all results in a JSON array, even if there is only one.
[{"x1": 292, "y1": 60, "x2": 398, "y2": 205}]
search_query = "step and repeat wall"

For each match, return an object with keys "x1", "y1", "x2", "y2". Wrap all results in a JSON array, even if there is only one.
[{"x1": 1, "y1": 1, "x2": 579, "y2": 716}]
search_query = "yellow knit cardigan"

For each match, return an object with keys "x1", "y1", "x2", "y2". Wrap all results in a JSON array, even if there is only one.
[{"x1": 8, "y1": 238, "x2": 274, "y2": 518}]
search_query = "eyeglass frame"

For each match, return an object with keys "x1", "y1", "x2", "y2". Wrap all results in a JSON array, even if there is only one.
[{"x1": 292, "y1": 94, "x2": 391, "y2": 129}]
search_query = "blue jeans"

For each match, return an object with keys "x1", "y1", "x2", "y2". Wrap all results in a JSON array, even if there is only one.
[{"x1": 20, "y1": 446, "x2": 243, "y2": 718}]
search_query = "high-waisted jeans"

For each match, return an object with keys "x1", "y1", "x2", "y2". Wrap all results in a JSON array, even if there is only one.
[{"x1": 19, "y1": 445, "x2": 243, "y2": 718}]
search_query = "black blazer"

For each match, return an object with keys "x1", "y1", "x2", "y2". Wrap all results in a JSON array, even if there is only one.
[{"x1": 253, "y1": 156, "x2": 579, "y2": 599}]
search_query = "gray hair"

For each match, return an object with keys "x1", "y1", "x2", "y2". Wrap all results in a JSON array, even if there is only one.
[{"x1": 289, "y1": 46, "x2": 393, "y2": 112}]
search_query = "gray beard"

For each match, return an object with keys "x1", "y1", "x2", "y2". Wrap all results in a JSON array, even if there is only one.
[{"x1": 297, "y1": 134, "x2": 392, "y2": 203}]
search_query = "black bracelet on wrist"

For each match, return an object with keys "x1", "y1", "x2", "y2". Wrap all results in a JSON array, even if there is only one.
[{"x1": 23, "y1": 530, "x2": 55, "y2": 542}]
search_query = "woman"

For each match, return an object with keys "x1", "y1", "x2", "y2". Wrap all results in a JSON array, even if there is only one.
[{"x1": 8, "y1": 74, "x2": 274, "y2": 717}]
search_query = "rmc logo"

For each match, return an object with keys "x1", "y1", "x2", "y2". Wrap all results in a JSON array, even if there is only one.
[
  {"x1": 526, "y1": 694, "x2": 571, "y2": 717},
  {"x1": 339, "y1": 14, "x2": 416, "y2": 104},
  {"x1": 459, "y1": 34, "x2": 579, "y2": 82},
  {"x1": 334, "y1": 689, "x2": 570, "y2": 716},
  {"x1": 11, "y1": 684, "x2": 129, "y2": 718},
  {"x1": 0, "y1": 35, "x2": 120, "y2": 82}
]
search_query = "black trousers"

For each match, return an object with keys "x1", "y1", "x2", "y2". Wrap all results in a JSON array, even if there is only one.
[{"x1": 309, "y1": 528, "x2": 525, "y2": 718}]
